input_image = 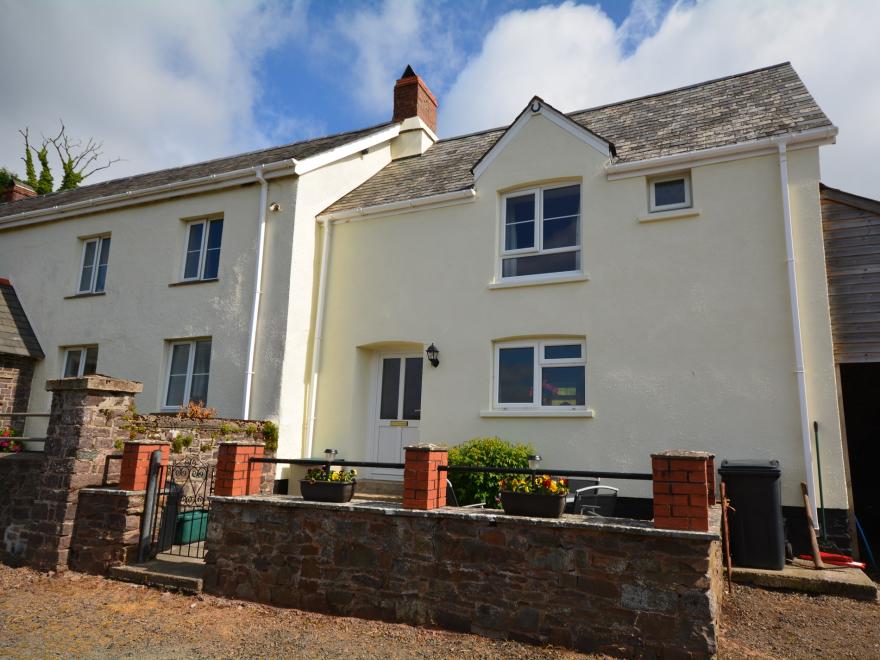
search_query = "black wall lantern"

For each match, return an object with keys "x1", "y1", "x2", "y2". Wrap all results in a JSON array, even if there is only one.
[{"x1": 426, "y1": 343, "x2": 440, "y2": 367}]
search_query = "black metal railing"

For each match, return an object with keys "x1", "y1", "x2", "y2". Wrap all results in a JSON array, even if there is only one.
[
  {"x1": 249, "y1": 457, "x2": 405, "y2": 470},
  {"x1": 440, "y1": 465, "x2": 652, "y2": 480}
]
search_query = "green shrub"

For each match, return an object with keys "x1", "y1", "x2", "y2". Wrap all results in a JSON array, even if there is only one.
[
  {"x1": 262, "y1": 421, "x2": 279, "y2": 453},
  {"x1": 447, "y1": 437, "x2": 534, "y2": 508}
]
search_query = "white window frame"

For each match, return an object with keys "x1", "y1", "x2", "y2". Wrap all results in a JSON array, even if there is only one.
[
  {"x1": 61, "y1": 345, "x2": 99, "y2": 378},
  {"x1": 77, "y1": 235, "x2": 111, "y2": 294},
  {"x1": 499, "y1": 183, "x2": 582, "y2": 280},
  {"x1": 180, "y1": 218, "x2": 222, "y2": 282},
  {"x1": 493, "y1": 339, "x2": 587, "y2": 411},
  {"x1": 648, "y1": 173, "x2": 692, "y2": 212},
  {"x1": 162, "y1": 339, "x2": 212, "y2": 411}
]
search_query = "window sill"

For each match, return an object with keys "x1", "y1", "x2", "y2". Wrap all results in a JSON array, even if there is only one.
[
  {"x1": 169, "y1": 278, "x2": 219, "y2": 287},
  {"x1": 63, "y1": 291, "x2": 106, "y2": 300},
  {"x1": 488, "y1": 272, "x2": 590, "y2": 290},
  {"x1": 479, "y1": 408, "x2": 595, "y2": 418},
  {"x1": 638, "y1": 208, "x2": 701, "y2": 223}
]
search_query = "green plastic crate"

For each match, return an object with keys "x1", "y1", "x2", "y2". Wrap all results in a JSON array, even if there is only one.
[{"x1": 174, "y1": 509, "x2": 209, "y2": 545}]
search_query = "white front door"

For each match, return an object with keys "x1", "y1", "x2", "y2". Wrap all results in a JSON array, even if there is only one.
[{"x1": 373, "y1": 354, "x2": 423, "y2": 476}]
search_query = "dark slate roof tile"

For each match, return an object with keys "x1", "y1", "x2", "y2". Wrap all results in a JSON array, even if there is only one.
[
  {"x1": 0, "y1": 123, "x2": 394, "y2": 220},
  {"x1": 0, "y1": 280, "x2": 43, "y2": 359},
  {"x1": 324, "y1": 63, "x2": 831, "y2": 216}
]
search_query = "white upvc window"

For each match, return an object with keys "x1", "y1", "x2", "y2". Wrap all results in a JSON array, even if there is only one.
[
  {"x1": 163, "y1": 339, "x2": 212, "y2": 410},
  {"x1": 62, "y1": 346, "x2": 99, "y2": 377},
  {"x1": 77, "y1": 236, "x2": 111, "y2": 293},
  {"x1": 500, "y1": 183, "x2": 581, "y2": 280},
  {"x1": 648, "y1": 173, "x2": 691, "y2": 212},
  {"x1": 181, "y1": 218, "x2": 223, "y2": 281},
  {"x1": 494, "y1": 339, "x2": 586, "y2": 410}
]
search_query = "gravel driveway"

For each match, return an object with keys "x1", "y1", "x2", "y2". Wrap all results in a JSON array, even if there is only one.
[{"x1": 1, "y1": 564, "x2": 878, "y2": 658}]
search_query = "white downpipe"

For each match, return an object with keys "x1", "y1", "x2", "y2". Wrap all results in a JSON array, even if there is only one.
[
  {"x1": 242, "y1": 167, "x2": 269, "y2": 419},
  {"x1": 776, "y1": 141, "x2": 819, "y2": 528},
  {"x1": 305, "y1": 219, "x2": 333, "y2": 458}
]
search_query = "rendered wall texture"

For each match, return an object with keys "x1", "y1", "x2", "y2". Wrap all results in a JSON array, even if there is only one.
[{"x1": 314, "y1": 114, "x2": 845, "y2": 509}]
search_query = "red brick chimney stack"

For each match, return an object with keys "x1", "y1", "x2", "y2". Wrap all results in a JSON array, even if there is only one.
[
  {"x1": 393, "y1": 65, "x2": 438, "y2": 134},
  {"x1": 1, "y1": 181, "x2": 36, "y2": 204}
]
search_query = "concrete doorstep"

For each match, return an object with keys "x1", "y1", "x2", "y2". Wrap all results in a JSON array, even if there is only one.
[
  {"x1": 732, "y1": 559, "x2": 878, "y2": 601},
  {"x1": 109, "y1": 555, "x2": 205, "y2": 594}
]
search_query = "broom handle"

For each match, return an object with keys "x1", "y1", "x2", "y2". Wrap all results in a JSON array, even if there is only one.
[{"x1": 802, "y1": 482, "x2": 825, "y2": 569}]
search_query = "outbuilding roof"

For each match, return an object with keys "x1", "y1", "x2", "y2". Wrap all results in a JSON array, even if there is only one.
[
  {"x1": 324, "y1": 62, "x2": 831, "y2": 215},
  {"x1": 0, "y1": 279, "x2": 43, "y2": 359}
]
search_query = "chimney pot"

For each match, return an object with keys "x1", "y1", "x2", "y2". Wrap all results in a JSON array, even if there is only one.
[{"x1": 393, "y1": 65, "x2": 437, "y2": 134}]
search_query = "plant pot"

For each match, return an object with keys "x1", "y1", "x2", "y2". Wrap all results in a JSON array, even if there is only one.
[
  {"x1": 300, "y1": 480, "x2": 356, "y2": 503},
  {"x1": 500, "y1": 491, "x2": 566, "y2": 518}
]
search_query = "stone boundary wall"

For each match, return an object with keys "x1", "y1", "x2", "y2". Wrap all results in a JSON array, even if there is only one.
[
  {"x1": 0, "y1": 452, "x2": 44, "y2": 563},
  {"x1": 205, "y1": 497, "x2": 723, "y2": 657},
  {"x1": 69, "y1": 489, "x2": 144, "y2": 574}
]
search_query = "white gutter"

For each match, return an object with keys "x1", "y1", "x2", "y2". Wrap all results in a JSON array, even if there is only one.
[
  {"x1": 305, "y1": 218, "x2": 333, "y2": 458},
  {"x1": 242, "y1": 167, "x2": 269, "y2": 419},
  {"x1": 606, "y1": 126, "x2": 838, "y2": 180},
  {"x1": 775, "y1": 140, "x2": 819, "y2": 528},
  {"x1": 319, "y1": 188, "x2": 476, "y2": 223}
]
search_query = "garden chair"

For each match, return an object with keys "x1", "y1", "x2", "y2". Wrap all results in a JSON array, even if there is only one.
[
  {"x1": 573, "y1": 485, "x2": 619, "y2": 517},
  {"x1": 446, "y1": 479, "x2": 486, "y2": 508},
  {"x1": 565, "y1": 478, "x2": 599, "y2": 513}
]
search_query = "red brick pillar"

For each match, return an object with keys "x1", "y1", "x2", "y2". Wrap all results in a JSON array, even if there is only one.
[
  {"x1": 214, "y1": 441, "x2": 265, "y2": 497},
  {"x1": 403, "y1": 444, "x2": 447, "y2": 510},
  {"x1": 119, "y1": 440, "x2": 170, "y2": 491},
  {"x1": 651, "y1": 450, "x2": 714, "y2": 532}
]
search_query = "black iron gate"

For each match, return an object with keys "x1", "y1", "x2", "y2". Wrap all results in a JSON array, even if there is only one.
[{"x1": 139, "y1": 452, "x2": 215, "y2": 562}]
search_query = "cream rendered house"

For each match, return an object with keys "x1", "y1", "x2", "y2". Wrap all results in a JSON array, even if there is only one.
[
  {"x1": 312, "y1": 63, "x2": 846, "y2": 535},
  {"x1": 0, "y1": 63, "x2": 849, "y2": 542}
]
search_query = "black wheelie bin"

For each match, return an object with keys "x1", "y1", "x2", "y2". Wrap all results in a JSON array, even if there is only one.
[{"x1": 718, "y1": 459, "x2": 785, "y2": 570}]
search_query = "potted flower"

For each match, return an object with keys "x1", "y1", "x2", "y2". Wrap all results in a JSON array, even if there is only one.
[
  {"x1": 0, "y1": 428, "x2": 23, "y2": 454},
  {"x1": 498, "y1": 474, "x2": 569, "y2": 518},
  {"x1": 300, "y1": 466, "x2": 358, "y2": 503}
]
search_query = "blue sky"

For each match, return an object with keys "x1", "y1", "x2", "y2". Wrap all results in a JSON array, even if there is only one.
[
  {"x1": 0, "y1": 0, "x2": 878, "y2": 197},
  {"x1": 255, "y1": 0, "x2": 649, "y2": 141}
]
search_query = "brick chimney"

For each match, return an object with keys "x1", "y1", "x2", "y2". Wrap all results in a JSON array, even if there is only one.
[
  {"x1": 393, "y1": 65, "x2": 438, "y2": 134},
  {"x1": 1, "y1": 181, "x2": 36, "y2": 204}
]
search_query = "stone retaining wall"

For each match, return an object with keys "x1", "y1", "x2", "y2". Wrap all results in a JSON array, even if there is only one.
[
  {"x1": 69, "y1": 489, "x2": 144, "y2": 574},
  {"x1": 204, "y1": 497, "x2": 723, "y2": 657}
]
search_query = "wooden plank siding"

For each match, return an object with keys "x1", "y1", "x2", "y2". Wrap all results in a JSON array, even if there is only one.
[{"x1": 821, "y1": 184, "x2": 880, "y2": 363}]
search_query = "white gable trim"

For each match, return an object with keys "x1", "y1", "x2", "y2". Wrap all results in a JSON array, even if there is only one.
[
  {"x1": 472, "y1": 99, "x2": 612, "y2": 181},
  {"x1": 293, "y1": 124, "x2": 401, "y2": 176}
]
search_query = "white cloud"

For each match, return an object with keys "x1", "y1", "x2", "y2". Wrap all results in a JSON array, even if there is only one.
[
  {"x1": 0, "y1": 0, "x2": 304, "y2": 184},
  {"x1": 440, "y1": 0, "x2": 880, "y2": 198}
]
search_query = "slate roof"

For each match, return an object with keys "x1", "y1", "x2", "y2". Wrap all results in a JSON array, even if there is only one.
[
  {"x1": 0, "y1": 279, "x2": 43, "y2": 359},
  {"x1": 324, "y1": 62, "x2": 832, "y2": 215},
  {"x1": 0, "y1": 122, "x2": 393, "y2": 221}
]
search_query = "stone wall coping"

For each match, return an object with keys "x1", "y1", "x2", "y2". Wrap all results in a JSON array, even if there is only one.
[
  {"x1": 46, "y1": 375, "x2": 144, "y2": 394},
  {"x1": 219, "y1": 440, "x2": 265, "y2": 446},
  {"x1": 403, "y1": 443, "x2": 448, "y2": 452},
  {"x1": 211, "y1": 494, "x2": 721, "y2": 541},
  {"x1": 124, "y1": 439, "x2": 172, "y2": 446},
  {"x1": 79, "y1": 487, "x2": 145, "y2": 496},
  {"x1": 651, "y1": 450, "x2": 715, "y2": 460},
  {"x1": 139, "y1": 415, "x2": 266, "y2": 428}
]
